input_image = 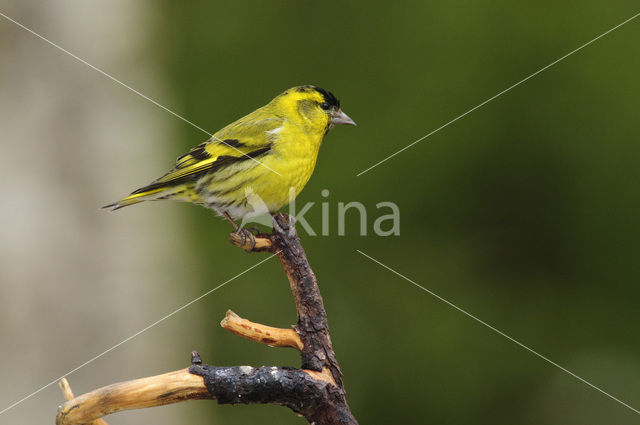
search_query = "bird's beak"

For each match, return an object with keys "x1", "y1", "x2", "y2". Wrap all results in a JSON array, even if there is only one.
[{"x1": 331, "y1": 109, "x2": 357, "y2": 126}]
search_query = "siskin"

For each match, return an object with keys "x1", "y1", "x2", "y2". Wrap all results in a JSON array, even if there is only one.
[{"x1": 104, "y1": 85, "x2": 355, "y2": 237}]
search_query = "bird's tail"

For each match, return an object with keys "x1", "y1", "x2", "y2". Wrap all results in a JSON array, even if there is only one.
[{"x1": 102, "y1": 183, "x2": 180, "y2": 211}]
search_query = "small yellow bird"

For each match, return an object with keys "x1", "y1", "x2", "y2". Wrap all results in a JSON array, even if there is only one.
[{"x1": 104, "y1": 85, "x2": 355, "y2": 236}]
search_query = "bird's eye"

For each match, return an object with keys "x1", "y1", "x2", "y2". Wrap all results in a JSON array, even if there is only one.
[{"x1": 320, "y1": 102, "x2": 330, "y2": 110}]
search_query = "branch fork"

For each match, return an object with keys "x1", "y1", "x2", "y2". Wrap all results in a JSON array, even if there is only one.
[{"x1": 56, "y1": 214, "x2": 356, "y2": 425}]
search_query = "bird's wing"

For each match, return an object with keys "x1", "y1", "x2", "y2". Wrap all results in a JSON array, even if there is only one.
[
  {"x1": 154, "y1": 141, "x2": 266, "y2": 185},
  {"x1": 103, "y1": 116, "x2": 283, "y2": 210},
  {"x1": 159, "y1": 117, "x2": 282, "y2": 182},
  {"x1": 138, "y1": 117, "x2": 283, "y2": 190}
]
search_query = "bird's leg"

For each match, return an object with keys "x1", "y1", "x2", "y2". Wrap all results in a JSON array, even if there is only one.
[
  {"x1": 223, "y1": 211, "x2": 256, "y2": 252},
  {"x1": 222, "y1": 211, "x2": 240, "y2": 230}
]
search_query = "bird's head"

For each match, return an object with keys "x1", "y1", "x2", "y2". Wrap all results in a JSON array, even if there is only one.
[{"x1": 273, "y1": 86, "x2": 356, "y2": 134}]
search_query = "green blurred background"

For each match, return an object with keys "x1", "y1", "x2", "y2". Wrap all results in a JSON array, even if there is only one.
[{"x1": 1, "y1": 1, "x2": 639, "y2": 424}]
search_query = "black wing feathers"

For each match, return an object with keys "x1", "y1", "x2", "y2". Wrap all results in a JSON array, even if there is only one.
[{"x1": 130, "y1": 144, "x2": 271, "y2": 195}]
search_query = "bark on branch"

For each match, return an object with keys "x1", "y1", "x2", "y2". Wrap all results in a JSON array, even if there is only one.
[{"x1": 56, "y1": 214, "x2": 357, "y2": 424}]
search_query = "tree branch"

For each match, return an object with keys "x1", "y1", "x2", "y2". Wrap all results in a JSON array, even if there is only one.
[
  {"x1": 58, "y1": 378, "x2": 109, "y2": 425},
  {"x1": 57, "y1": 369, "x2": 208, "y2": 425},
  {"x1": 267, "y1": 215, "x2": 344, "y2": 388},
  {"x1": 56, "y1": 213, "x2": 357, "y2": 424},
  {"x1": 220, "y1": 309, "x2": 303, "y2": 350}
]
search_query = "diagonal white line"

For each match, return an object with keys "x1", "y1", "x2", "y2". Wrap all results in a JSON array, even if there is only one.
[
  {"x1": 356, "y1": 249, "x2": 640, "y2": 415},
  {"x1": 0, "y1": 252, "x2": 279, "y2": 416},
  {"x1": 0, "y1": 11, "x2": 282, "y2": 176},
  {"x1": 0, "y1": 11, "x2": 212, "y2": 135},
  {"x1": 356, "y1": 11, "x2": 640, "y2": 177}
]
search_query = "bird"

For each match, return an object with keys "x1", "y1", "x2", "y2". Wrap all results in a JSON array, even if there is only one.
[{"x1": 103, "y1": 85, "x2": 356, "y2": 245}]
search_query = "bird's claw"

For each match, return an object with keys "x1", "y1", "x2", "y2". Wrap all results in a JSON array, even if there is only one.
[
  {"x1": 246, "y1": 226, "x2": 261, "y2": 234},
  {"x1": 235, "y1": 228, "x2": 257, "y2": 253}
]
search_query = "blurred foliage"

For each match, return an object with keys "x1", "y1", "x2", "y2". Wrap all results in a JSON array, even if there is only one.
[{"x1": 155, "y1": 1, "x2": 640, "y2": 423}]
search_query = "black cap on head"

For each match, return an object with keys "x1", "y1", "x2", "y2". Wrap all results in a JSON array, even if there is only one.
[{"x1": 297, "y1": 85, "x2": 340, "y2": 108}]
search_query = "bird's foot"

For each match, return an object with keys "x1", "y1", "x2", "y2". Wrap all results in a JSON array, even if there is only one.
[
  {"x1": 246, "y1": 226, "x2": 261, "y2": 234},
  {"x1": 232, "y1": 227, "x2": 258, "y2": 253}
]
